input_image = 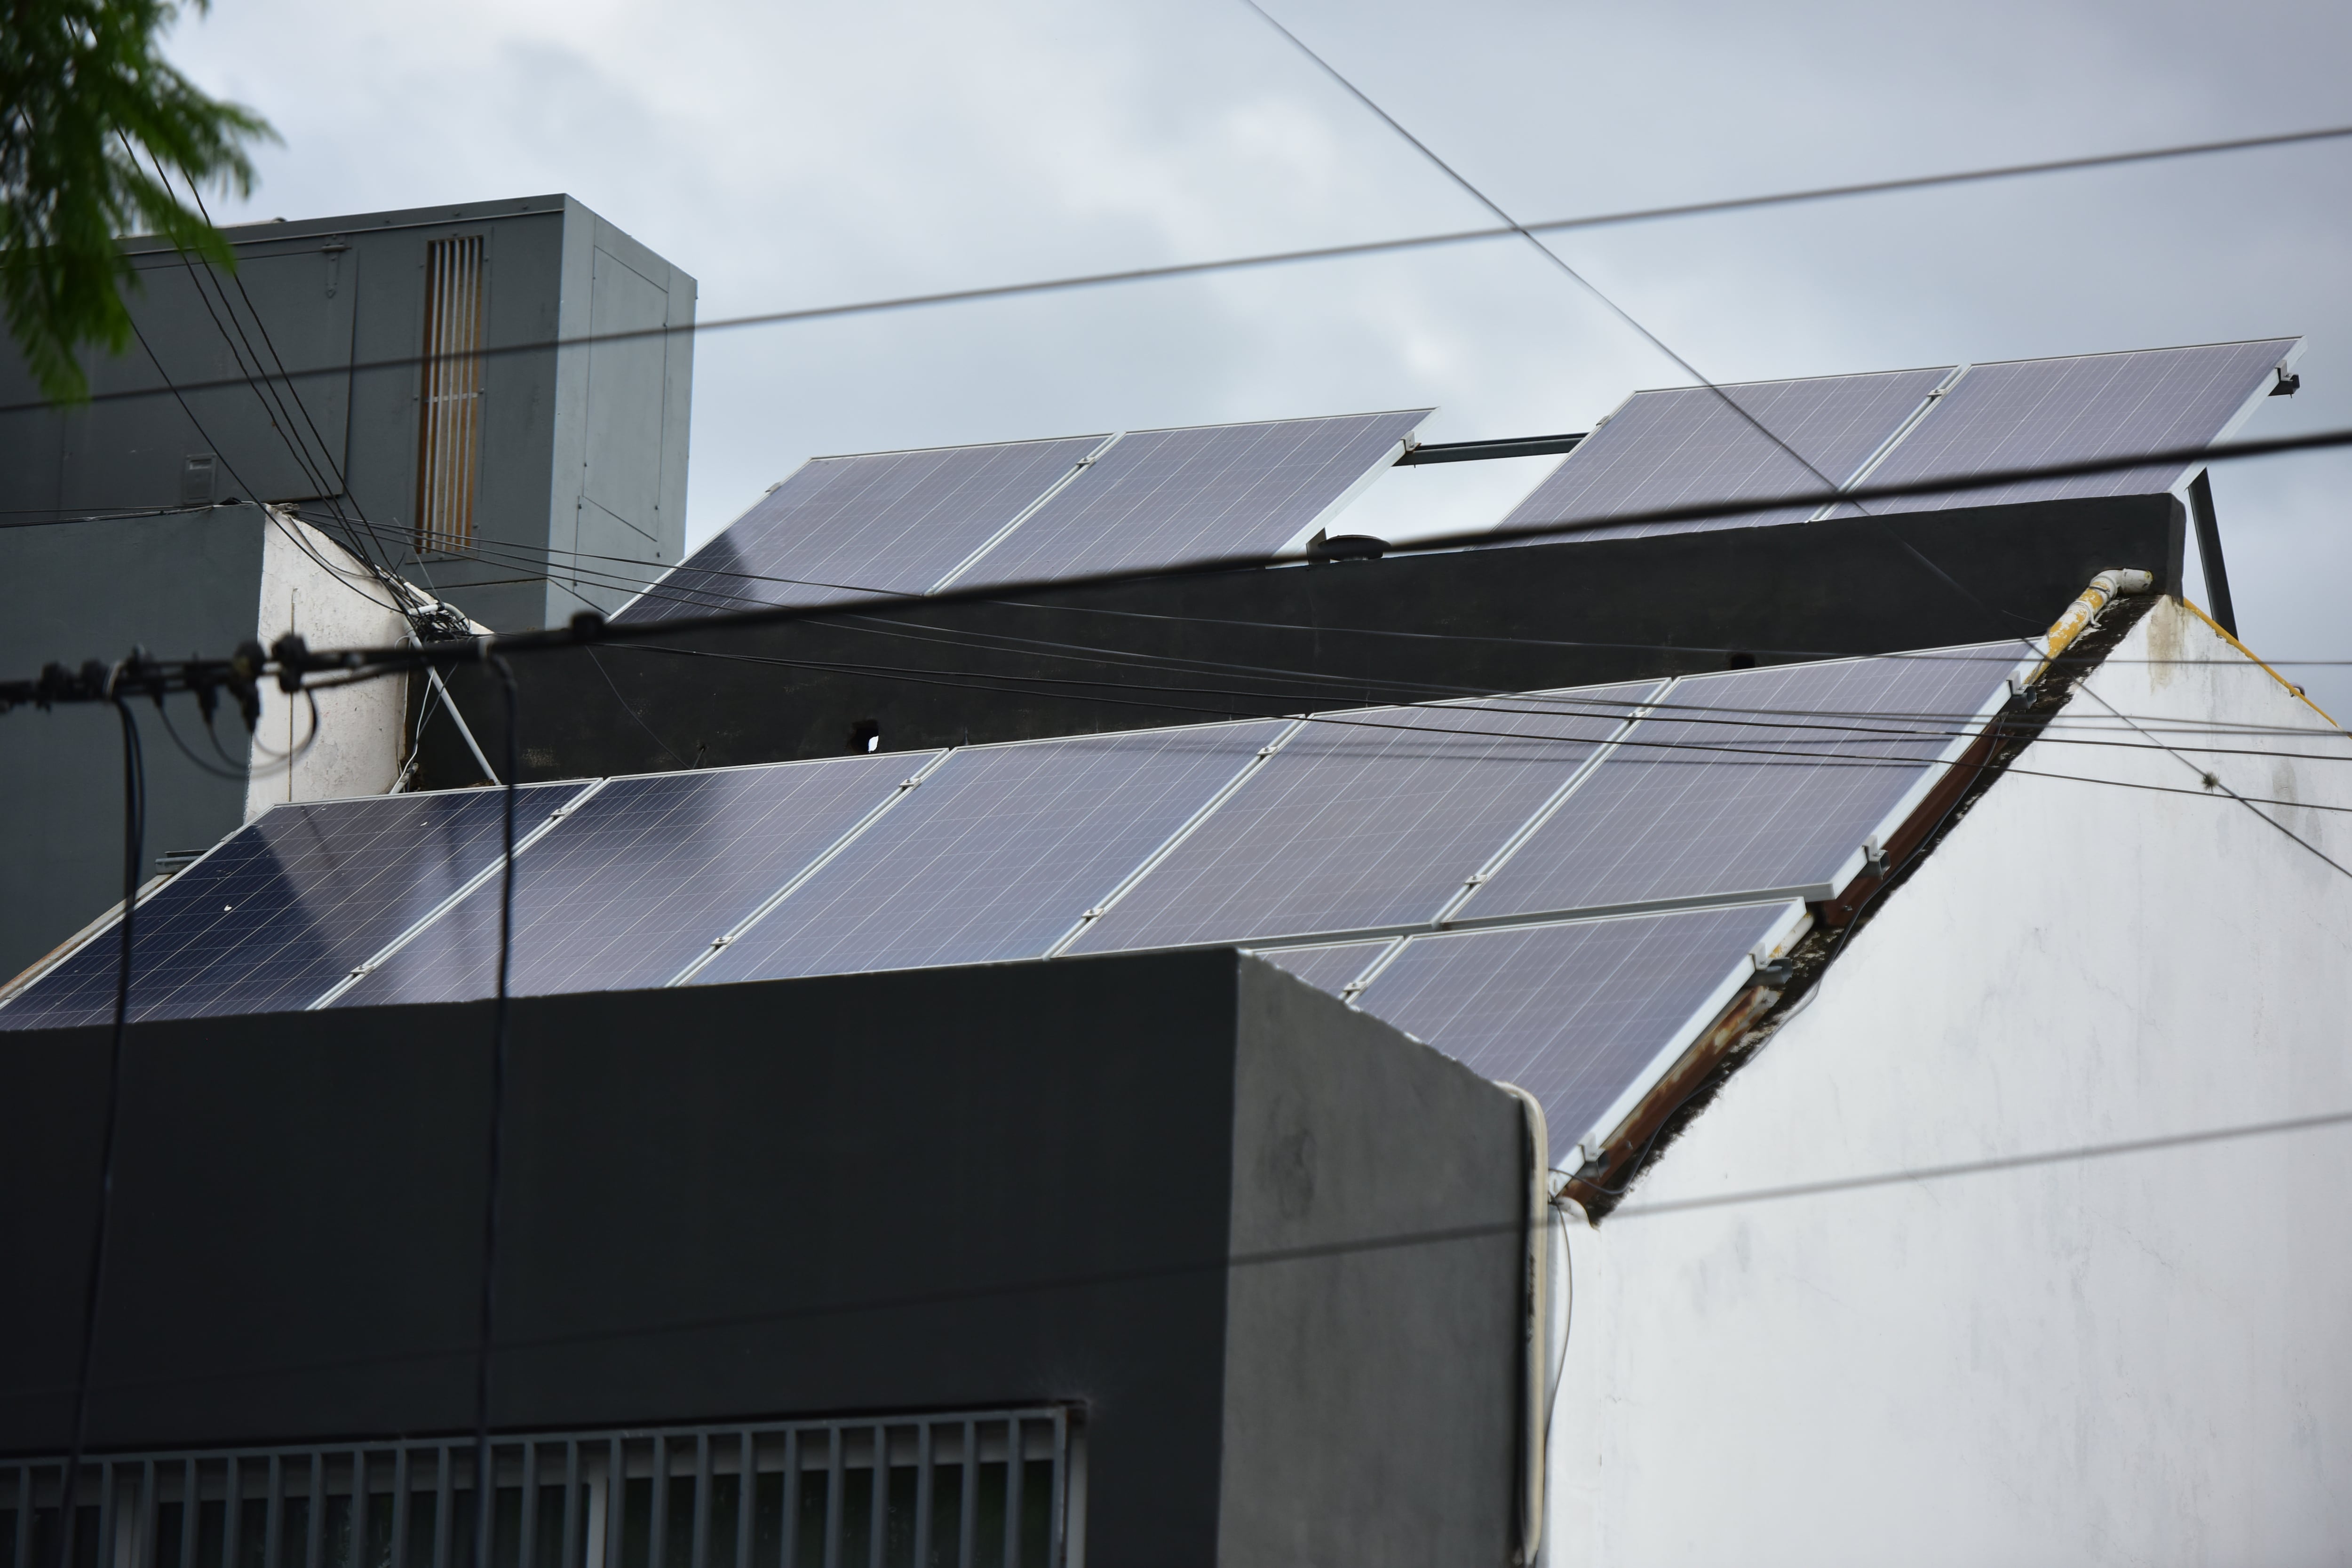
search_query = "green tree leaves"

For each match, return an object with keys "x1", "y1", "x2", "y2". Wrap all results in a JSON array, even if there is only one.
[{"x1": 1, "y1": 0, "x2": 274, "y2": 402}]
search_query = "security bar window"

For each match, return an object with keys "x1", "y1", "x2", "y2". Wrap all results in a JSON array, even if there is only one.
[
  {"x1": 415, "y1": 236, "x2": 486, "y2": 555},
  {"x1": 2, "y1": 1408, "x2": 1076, "y2": 1568}
]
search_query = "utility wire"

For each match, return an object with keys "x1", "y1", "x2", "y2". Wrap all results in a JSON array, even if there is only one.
[
  {"x1": 16, "y1": 120, "x2": 2352, "y2": 420},
  {"x1": 12, "y1": 1098, "x2": 2348, "y2": 1415},
  {"x1": 54, "y1": 697, "x2": 144, "y2": 1568}
]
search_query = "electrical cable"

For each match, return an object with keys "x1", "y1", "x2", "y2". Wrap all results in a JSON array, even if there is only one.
[
  {"x1": 14, "y1": 1098, "x2": 2350, "y2": 1417},
  {"x1": 1238, "y1": 0, "x2": 2034, "y2": 637},
  {"x1": 54, "y1": 693, "x2": 144, "y2": 1568},
  {"x1": 18, "y1": 120, "x2": 2352, "y2": 422},
  {"x1": 471, "y1": 658, "x2": 520, "y2": 1568}
]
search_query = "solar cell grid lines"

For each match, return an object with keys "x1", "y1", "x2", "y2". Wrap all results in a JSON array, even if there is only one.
[
  {"x1": 0, "y1": 786, "x2": 582, "y2": 1030},
  {"x1": 1350, "y1": 903, "x2": 1800, "y2": 1143},
  {"x1": 1068, "y1": 682, "x2": 1663, "y2": 956},
  {"x1": 690, "y1": 720, "x2": 1289, "y2": 985},
  {"x1": 333, "y1": 753, "x2": 925, "y2": 1006},
  {"x1": 1494, "y1": 369, "x2": 1954, "y2": 541},
  {"x1": 614, "y1": 436, "x2": 1105, "y2": 622},
  {"x1": 1843, "y1": 338, "x2": 2300, "y2": 514},
  {"x1": 1462, "y1": 648, "x2": 2019, "y2": 922},
  {"x1": 1250, "y1": 940, "x2": 1395, "y2": 997},
  {"x1": 949, "y1": 410, "x2": 1431, "y2": 589}
]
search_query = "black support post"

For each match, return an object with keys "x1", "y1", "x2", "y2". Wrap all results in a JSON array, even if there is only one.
[{"x1": 2185, "y1": 469, "x2": 2237, "y2": 637}]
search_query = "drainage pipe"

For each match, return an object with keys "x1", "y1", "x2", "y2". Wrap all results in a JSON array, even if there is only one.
[
  {"x1": 2030, "y1": 568, "x2": 2153, "y2": 685},
  {"x1": 1496, "y1": 1082, "x2": 1549, "y2": 1566}
]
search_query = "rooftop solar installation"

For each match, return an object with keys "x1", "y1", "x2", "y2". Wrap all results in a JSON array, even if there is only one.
[
  {"x1": 692, "y1": 720, "x2": 1285, "y2": 985},
  {"x1": 1462, "y1": 648, "x2": 2018, "y2": 921},
  {"x1": 947, "y1": 410, "x2": 1430, "y2": 589},
  {"x1": 1250, "y1": 940, "x2": 1395, "y2": 997},
  {"x1": 1839, "y1": 339, "x2": 2298, "y2": 515},
  {"x1": 1350, "y1": 903, "x2": 1802, "y2": 1146},
  {"x1": 0, "y1": 786, "x2": 584, "y2": 1030},
  {"x1": 332, "y1": 754, "x2": 924, "y2": 1006},
  {"x1": 1493, "y1": 369, "x2": 1953, "y2": 541},
  {"x1": 1069, "y1": 683, "x2": 1661, "y2": 955},
  {"x1": 615, "y1": 436, "x2": 1105, "y2": 623}
]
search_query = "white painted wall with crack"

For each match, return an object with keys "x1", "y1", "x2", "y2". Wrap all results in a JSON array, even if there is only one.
[{"x1": 1538, "y1": 600, "x2": 2352, "y2": 1565}]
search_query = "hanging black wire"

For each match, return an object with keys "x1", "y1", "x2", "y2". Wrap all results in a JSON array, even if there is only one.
[
  {"x1": 471, "y1": 656, "x2": 521, "y2": 1568},
  {"x1": 54, "y1": 692, "x2": 145, "y2": 1568}
]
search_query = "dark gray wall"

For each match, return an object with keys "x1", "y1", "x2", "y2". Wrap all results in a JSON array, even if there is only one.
[
  {"x1": 0, "y1": 951, "x2": 1524, "y2": 1565},
  {"x1": 0, "y1": 195, "x2": 694, "y2": 635},
  {"x1": 420, "y1": 492, "x2": 2186, "y2": 787},
  {"x1": 1220, "y1": 961, "x2": 1521, "y2": 1566},
  {"x1": 0, "y1": 507, "x2": 271, "y2": 979}
]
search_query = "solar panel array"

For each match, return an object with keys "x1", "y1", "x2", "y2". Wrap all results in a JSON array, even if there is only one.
[
  {"x1": 1497, "y1": 336, "x2": 2299, "y2": 545},
  {"x1": 0, "y1": 786, "x2": 586, "y2": 1029},
  {"x1": 1337, "y1": 903, "x2": 1804, "y2": 1145},
  {"x1": 334, "y1": 756, "x2": 923, "y2": 1005},
  {"x1": 1464, "y1": 649, "x2": 2018, "y2": 919},
  {"x1": 1831, "y1": 339, "x2": 2297, "y2": 514},
  {"x1": 614, "y1": 437, "x2": 1106, "y2": 623},
  {"x1": 949, "y1": 410, "x2": 1431, "y2": 588},
  {"x1": 1069, "y1": 685, "x2": 1659, "y2": 955},
  {"x1": 1495, "y1": 369, "x2": 1952, "y2": 541},
  {"x1": 2, "y1": 647, "x2": 2019, "y2": 1150},
  {"x1": 616, "y1": 408, "x2": 1427, "y2": 625},
  {"x1": 695, "y1": 721, "x2": 1285, "y2": 984}
]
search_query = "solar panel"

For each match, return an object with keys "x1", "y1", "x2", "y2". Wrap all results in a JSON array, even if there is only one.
[
  {"x1": 1493, "y1": 369, "x2": 1953, "y2": 541},
  {"x1": 1352, "y1": 902, "x2": 1801, "y2": 1143},
  {"x1": 331, "y1": 754, "x2": 926, "y2": 1006},
  {"x1": 1842, "y1": 339, "x2": 2298, "y2": 514},
  {"x1": 690, "y1": 721, "x2": 1286, "y2": 985},
  {"x1": 1463, "y1": 647, "x2": 2019, "y2": 920},
  {"x1": 615, "y1": 436, "x2": 1104, "y2": 623},
  {"x1": 1069, "y1": 683, "x2": 1660, "y2": 955},
  {"x1": 947, "y1": 410, "x2": 1430, "y2": 589},
  {"x1": 1249, "y1": 940, "x2": 1395, "y2": 998},
  {"x1": 0, "y1": 785, "x2": 585, "y2": 1030}
]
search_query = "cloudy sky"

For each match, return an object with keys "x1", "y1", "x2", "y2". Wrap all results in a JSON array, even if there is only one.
[{"x1": 168, "y1": 0, "x2": 2352, "y2": 711}]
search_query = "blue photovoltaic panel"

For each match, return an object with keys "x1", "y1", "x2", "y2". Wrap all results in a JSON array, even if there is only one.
[
  {"x1": 333, "y1": 754, "x2": 925, "y2": 1006},
  {"x1": 1493, "y1": 369, "x2": 1952, "y2": 541},
  {"x1": 1072, "y1": 683, "x2": 1658, "y2": 955},
  {"x1": 952, "y1": 410, "x2": 1431, "y2": 589},
  {"x1": 692, "y1": 721, "x2": 1285, "y2": 985},
  {"x1": 1250, "y1": 940, "x2": 1395, "y2": 998},
  {"x1": 1466, "y1": 648, "x2": 2017, "y2": 919},
  {"x1": 615, "y1": 436, "x2": 1104, "y2": 623},
  {"x1": 0, "y1": 786, "x2": 584, "y2": 1030},
  {"x1": 1844, "y1": 339, "x2": 2297, "y2": 514},
  {"x1": 1351, "y1": 903, "x2": 1798, "y2": 1137}
]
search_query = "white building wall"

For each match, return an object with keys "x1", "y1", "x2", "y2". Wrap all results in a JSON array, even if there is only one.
[
  {"x1": 1544, "y1": 599, "x2": 2352, "y2": 1566},
  {"x1": 245, "y1": 509, "x2": 412, "y2": 817}
]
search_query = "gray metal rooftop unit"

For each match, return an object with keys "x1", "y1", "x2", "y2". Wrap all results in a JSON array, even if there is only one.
[{"x1": 0, "y1": 194, "x2": 695, "y2": 631}]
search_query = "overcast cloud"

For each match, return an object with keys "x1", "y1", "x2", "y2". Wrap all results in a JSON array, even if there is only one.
[{"x1": 165, "y1": 0, "x2": 2352, "y2": 713}]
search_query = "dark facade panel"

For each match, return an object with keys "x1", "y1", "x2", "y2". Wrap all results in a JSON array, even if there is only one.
[
  {"x1": 418, "y1": 492, "x2": 2183, "y2": 791},
  {"x1": 0, "y1": 951, "x2": 1522, "y2": 1567}
]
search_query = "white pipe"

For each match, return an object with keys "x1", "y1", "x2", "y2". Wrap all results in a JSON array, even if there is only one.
[
  {"x1": 2030, "y1": 567, "x2": 2154, "y2": 685},
  {"x1": 1496, "y1": 1082, "x2": 1549, "y2": 1565}
]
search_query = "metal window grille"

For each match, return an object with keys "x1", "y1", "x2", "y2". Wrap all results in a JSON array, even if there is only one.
[
  {"x1": 3, "y1": 1408, "x2": 1076, "y2": 1568},
  {"x1": 415, "y1": 235, "x2": 486, "y2": 555}
]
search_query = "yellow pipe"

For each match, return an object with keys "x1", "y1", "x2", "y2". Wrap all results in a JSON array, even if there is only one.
[{"x1": 2176, "y1": 597, "x2": 2344, "y2": 729}]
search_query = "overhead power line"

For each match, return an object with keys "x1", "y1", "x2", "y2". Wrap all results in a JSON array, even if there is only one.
[{"x1": 8, "y1": 121, "x2": 2350, "y2": 421}]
